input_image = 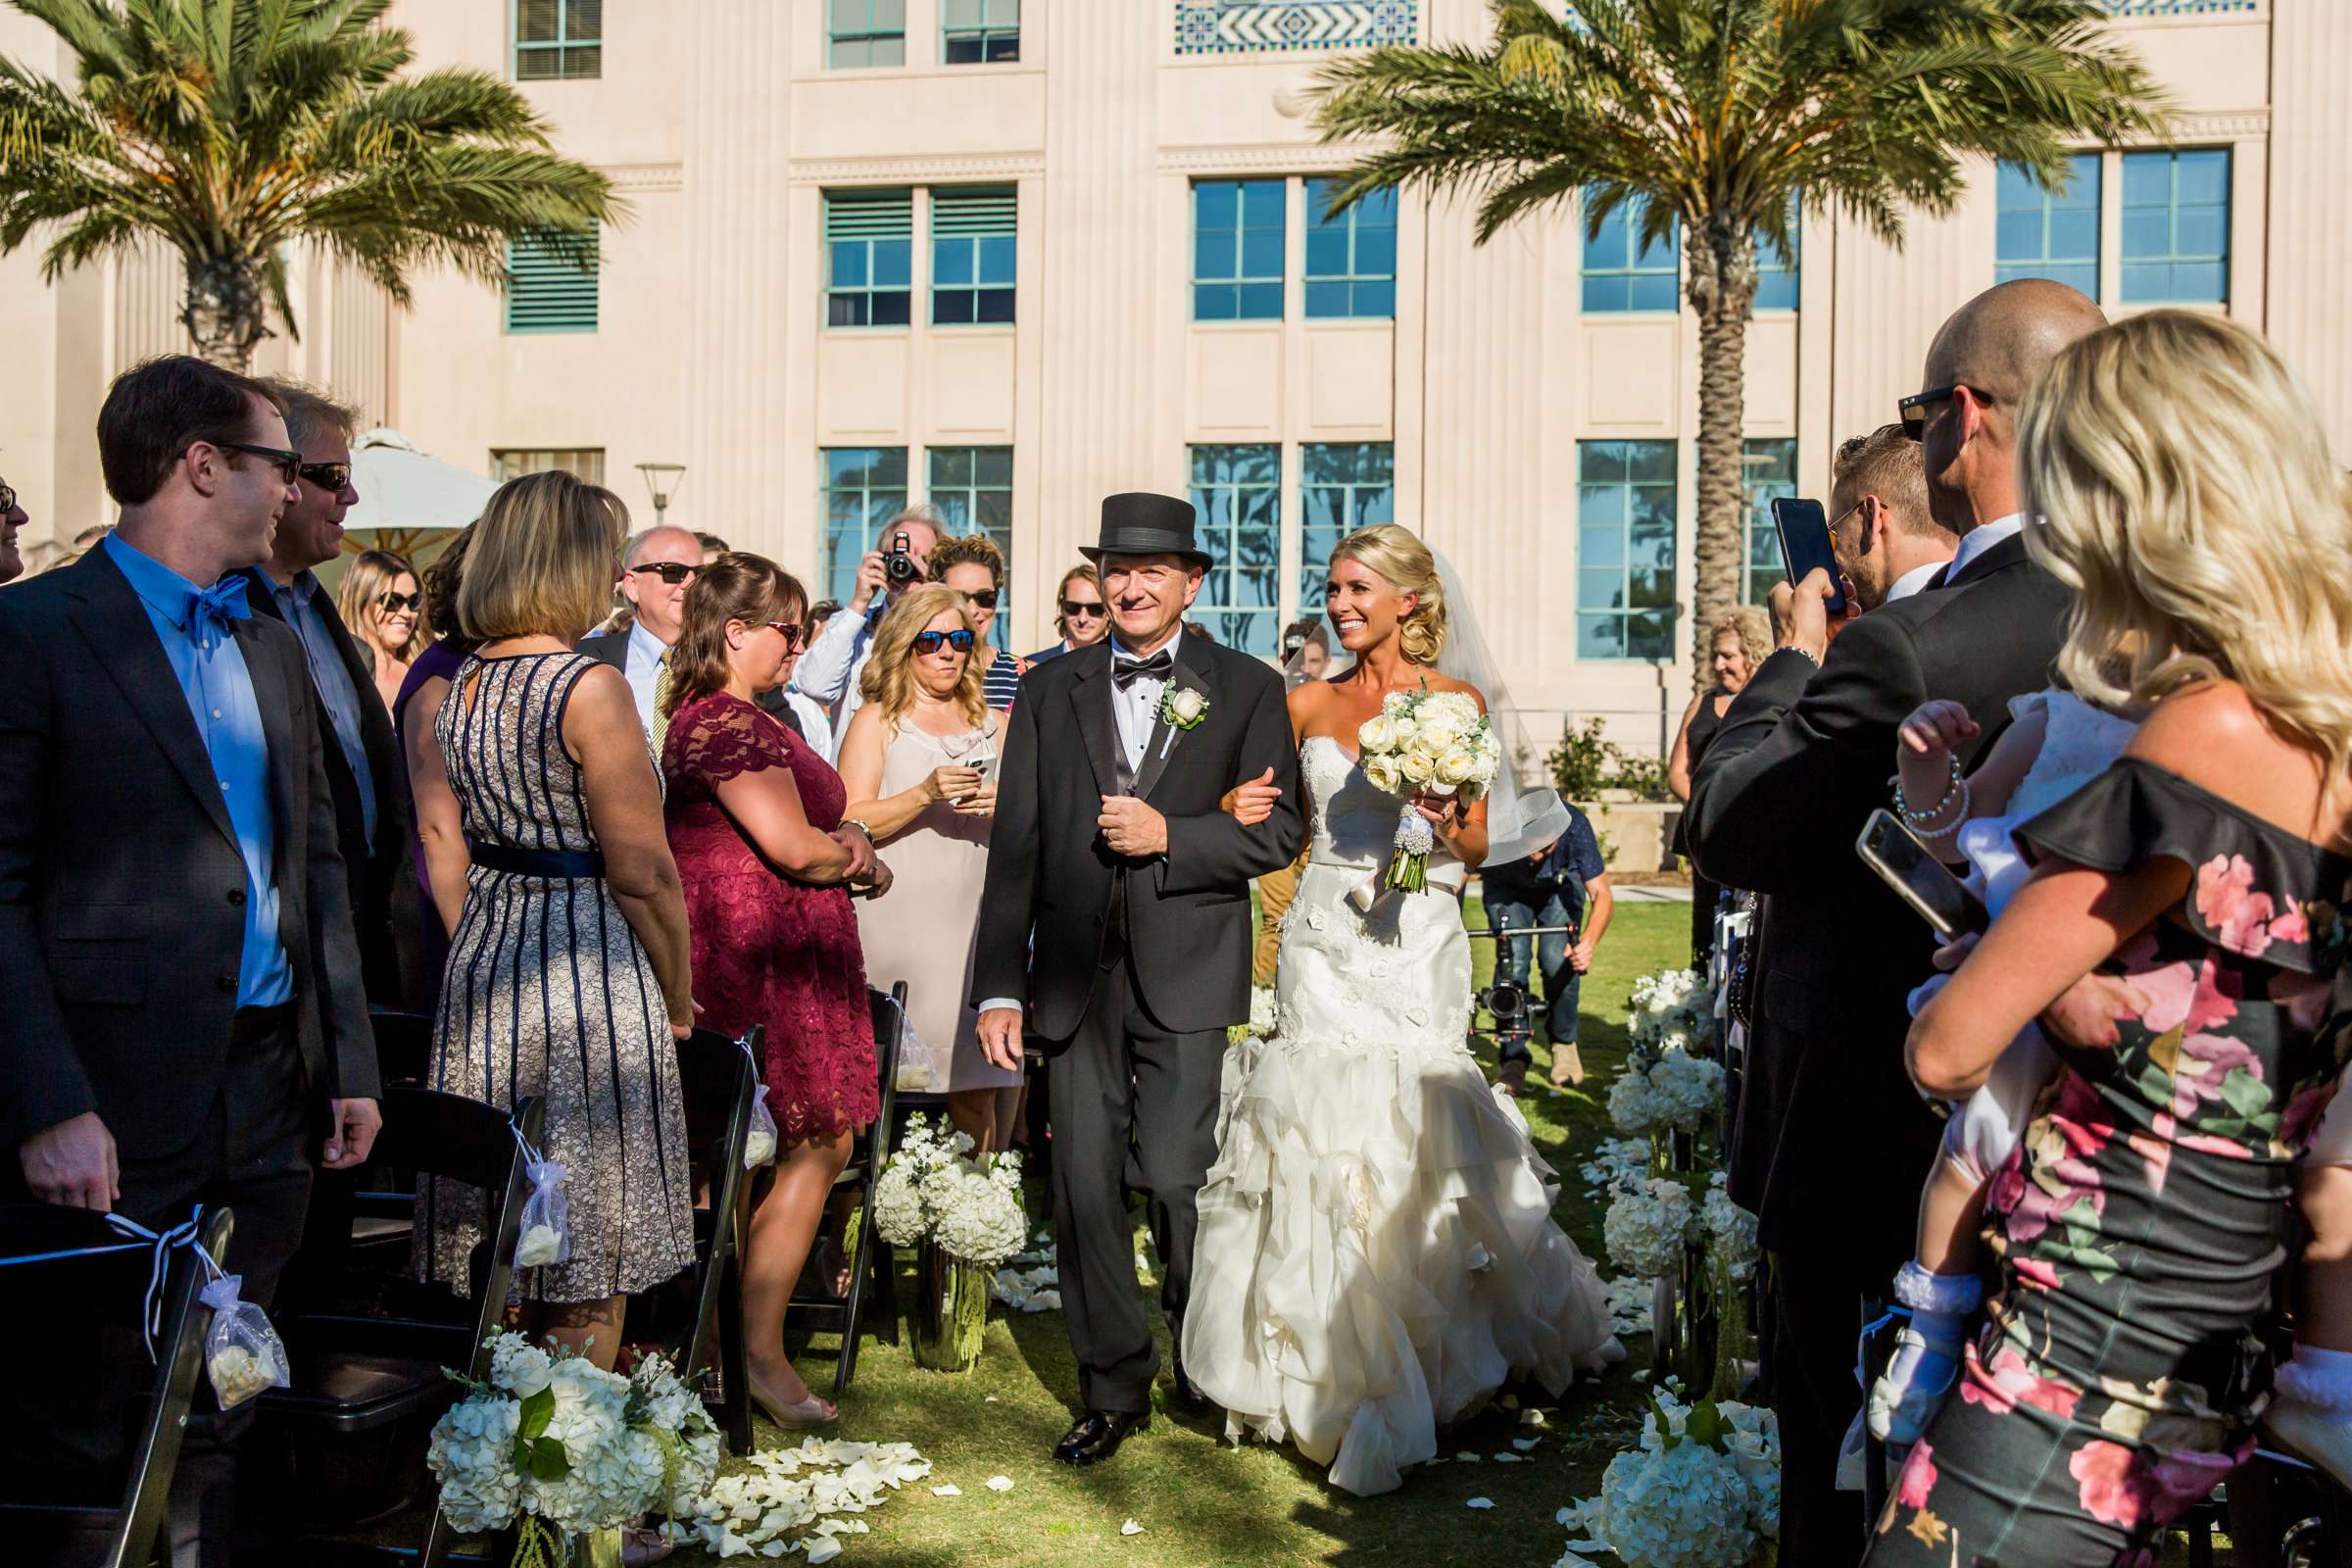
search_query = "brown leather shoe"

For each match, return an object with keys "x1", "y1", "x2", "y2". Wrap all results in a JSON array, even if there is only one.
[
  {"x1": 1496, "y1": 1058, "x2": 1530, "y2": 1097},
  {"x1": 1548, "y1": 1043, "x2": 1585, "y2": 1087}
]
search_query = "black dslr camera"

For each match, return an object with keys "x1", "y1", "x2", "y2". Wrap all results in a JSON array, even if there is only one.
[
  {"x1": 1480, "y1": 979, "x2": 1532, "y2": 1042},
  {"x1": 883, "y1": 530, "x2": 922, "y2": 588}
]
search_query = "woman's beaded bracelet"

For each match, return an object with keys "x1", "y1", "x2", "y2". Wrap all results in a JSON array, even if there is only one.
[{"x1": 1894, "y1": 752, "x2": 1963, "y2": 826}]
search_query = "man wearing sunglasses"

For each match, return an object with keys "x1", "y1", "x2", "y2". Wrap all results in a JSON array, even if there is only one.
[
  {"x1": 794, "y1": 504, "x2": 943, "y2": 735},
  {"x1": 0, "y1": 355, "x2": 378, "y2": 1563},
  {"x1": 1684, "y1": 277, "x2": 2099, "y2": 1565},
  {"x1": 236, "y1": 381, "x2": 413, "y2": 1008}
]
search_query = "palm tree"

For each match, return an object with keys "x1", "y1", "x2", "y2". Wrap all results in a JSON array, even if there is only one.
[
  {"x1": 0, "y1": 0, "x2": 622, "y2": 370},
  {"x1": 1313, "y1": 0, "x2": 2168, "y2": 668}
]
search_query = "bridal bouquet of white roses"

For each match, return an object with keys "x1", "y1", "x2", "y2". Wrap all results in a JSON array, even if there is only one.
[
  {"x1": 1355, "y1": 687, "x2": 1502, "y2": 895},
  {"x1": 426, "y1": 1335, "x2": 721, "y2": 1566},
  {"x1": 1555, "y1": 1385, "x2": 1781, "y2": 1568}
]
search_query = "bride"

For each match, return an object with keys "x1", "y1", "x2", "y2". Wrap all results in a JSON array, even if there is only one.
[{"x1": 1182, "y1": 522, "x2": 1622, "y2": 1495}]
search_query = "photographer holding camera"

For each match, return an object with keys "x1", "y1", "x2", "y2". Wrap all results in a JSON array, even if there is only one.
[
  {"x1": 794, "y1": 503, "x2": 943, "y2": 733},
  {"x1": 1481, "y1": 798, "x2": 1610, "y2": 1094}
]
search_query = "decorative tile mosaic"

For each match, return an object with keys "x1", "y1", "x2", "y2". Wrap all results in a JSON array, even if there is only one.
[
  {"x1": 2102, "y1": 0, "x2": 2258, "y2": 14},
  {"x1": 1174, "y1": 1, "x2": 1418, "y2": 56}
]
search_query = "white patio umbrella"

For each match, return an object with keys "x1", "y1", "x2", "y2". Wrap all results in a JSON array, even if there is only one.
[{"x1": 337, "y1": 427, "x2": 498, "y2": 561}]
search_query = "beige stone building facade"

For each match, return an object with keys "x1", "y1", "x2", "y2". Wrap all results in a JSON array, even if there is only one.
[{"x1": 2, "y1": 0, "x2": 2342, "y2": 759}]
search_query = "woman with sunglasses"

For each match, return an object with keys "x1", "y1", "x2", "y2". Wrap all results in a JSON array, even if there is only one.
[
  {"x1": 661, "y1": 552, "x2": 888, "y2": 1430},
  {"x1": 929, "y1": 532, "x2": 1022, "y2": 710},
  {"x1": 838, "y1": 585, "x2": 1020, "y2": 1151},
  {"x1": 337, "y1": 548, "x2": 428, "y2": 710}
]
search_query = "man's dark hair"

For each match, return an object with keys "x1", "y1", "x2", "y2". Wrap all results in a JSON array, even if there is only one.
[
  {"x1": 694, "y1": 531, "x2": 730, "y2": 553},
  {"x1": 97, "y1": 355, "x2": 283, "y2": 507}
]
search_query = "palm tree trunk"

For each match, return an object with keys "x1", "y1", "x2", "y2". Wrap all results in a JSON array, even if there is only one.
[
  {"x1": 180, "y1": 250, "x2": 270, "y2": 372},
  {"x1": 1686, "y1": 220, "x2": 1757, "y2": 672}
]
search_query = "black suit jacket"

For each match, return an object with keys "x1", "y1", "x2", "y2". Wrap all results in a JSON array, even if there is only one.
[
  {"x1": 972, "y1": 633, "x2": 1306, "y2": 1040},
  {"x1": 1686, "y1": 533, "x2": 2071, "y2": 1265},
  {"x1": 575, "y1": 628, "x2": 797, "y2": 732},
  {"x1": 240, "y1": 568, "x2": 413, "y2": 1001},
  {"x1": 0, "y1": 550, "x2": 379, "y2": 1159}
]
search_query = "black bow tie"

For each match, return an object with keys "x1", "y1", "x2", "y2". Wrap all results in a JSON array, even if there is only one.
[{"x1": 1111, "y1": 650, "x2": 1174, "y2": 690}]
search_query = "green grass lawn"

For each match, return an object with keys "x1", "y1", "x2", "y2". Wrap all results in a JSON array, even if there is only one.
[{"x1": 673, "y1": 901, "x2": 1694, "y2": 1567}]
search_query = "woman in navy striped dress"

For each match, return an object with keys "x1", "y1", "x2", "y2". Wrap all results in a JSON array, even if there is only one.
[{"x1": 412, "y1": 470, "x2": 697, "y2": 1368}]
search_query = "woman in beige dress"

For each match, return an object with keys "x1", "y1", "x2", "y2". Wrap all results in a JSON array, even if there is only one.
[{"x1": 837, "y1": 585, "x2": 1022, "y2": 1149}]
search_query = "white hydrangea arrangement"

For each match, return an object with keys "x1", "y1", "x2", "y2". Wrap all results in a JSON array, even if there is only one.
[
  {"x1": 870, "y1": 1113, "x2": 1027, "y2": 1271},
  {"x1": 1602, "y1": 1177, "x2": 1695, "y2": 1281},
  {"x1": 668, "y1": 1436, "x2": 932, "y2": 1562},
  {"x1": 1607, "y1": 968, "x2": 1724, "y2": 1139},
  {"x1": 1554, "y1": 1385, "x2": 1781, "y2": 1568},
  {"x1": 1700, "y1": 1173, "x2": 1760, "y2": 1285},
  {"x1": 1627, "y1": 968, "x2": 1712, "y2": 1053},
  {"x1": 1355, "y1": 687, "x2": 1502, "y2": 894},
  {"x1": 425, "y1": 1335, "x2": 720, "y2": 1564}
]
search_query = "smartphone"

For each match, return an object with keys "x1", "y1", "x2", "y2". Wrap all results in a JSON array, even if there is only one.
[
  {"x1": 1772, "y1": 497, "x2": 1848, "y2": 614},
  {"x1": 970, "y1": 746, "x2": 1000, "y2": 787},
  {"x1": 1855, "y1": 808, "x2": 1990, "y2": 942}
]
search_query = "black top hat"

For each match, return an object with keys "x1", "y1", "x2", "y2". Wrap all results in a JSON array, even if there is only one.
[{"x1": 1081, "y1": 492, "x2": 1212, "y2": 569}]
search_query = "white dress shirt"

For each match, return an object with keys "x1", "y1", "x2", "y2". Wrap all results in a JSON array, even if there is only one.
[
  {"x1": 1106, "y1": 633, "x2": 1173, "y2": 775},
  {"x1": 1885, "y1": 558, "x2": 1947, "y2": 605},
  {"x1": 622, "y1": 619, "x2": 670, "y2": 741},
  {"x1": 785, "y1": 687, "x2": 837, "y2": 762},
  {"x1": 1946, "y1": 513, "x2": 2025, "y2": 585},
  {"x1": 794, "y1": 597, "x2": 888, "y2": 732}
]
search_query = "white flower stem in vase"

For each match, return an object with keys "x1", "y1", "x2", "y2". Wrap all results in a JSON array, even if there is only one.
[{"x1": 911, "y1": 1239, "x2": 990, "y2": 1373}]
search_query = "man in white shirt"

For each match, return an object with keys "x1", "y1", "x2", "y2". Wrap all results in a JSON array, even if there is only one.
[
  {"x1": 576, "y1": 525, "x2": 702, "y2": 746},
  {"x1": 792, "y1": 505, "x2": 943, "y2": 732}
]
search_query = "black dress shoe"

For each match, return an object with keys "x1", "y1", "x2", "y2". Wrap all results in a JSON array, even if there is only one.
[
  {"x1": 1054, "y1": 1409, "x2": 1150, "y2": 1465},
  {"x1": 1167, "y1": 1357, "x2": 1211, "y2": 1414}
]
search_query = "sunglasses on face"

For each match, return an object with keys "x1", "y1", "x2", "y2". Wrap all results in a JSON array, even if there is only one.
[
  {"x1": 629, "y1": 561, "x2": 698, "y2": 586},
  {"x1": 1897, "y1": 383, "x2": 1989, "y2": 440},
  {"x1": 763, "y1": 620, "x2": 806, "y2": 648},
  {"x1": 220, "y1": 442, "x2": 302, "y2": 484},
  {"x1": 376, "y1": 591, "x2": 423, "y2": 613},
  {"x1": 298, "y1": 461, "x2": 352, "y2": 491},
  {"x1": 958, "y1": 589, "x2": 1000, "y2": 611},
  {"x1": 1059, "y1": 599, "x2": 1105, "y2": 618},
  {"x1": 0, "y1": 481, "x2": 16, "y2": 514},
  {"x1": 912, "y1": 629, "x2": 976, "y2": 656}
]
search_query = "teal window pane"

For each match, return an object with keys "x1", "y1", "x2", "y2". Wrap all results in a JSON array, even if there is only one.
[
  {"x1": 927, "y1": 446, "x2": 1014, "y2": 648},
  {"x1": 2121, "y1": 149, "x2": 2230, "y2": 304},
  {"x1": 1194, "y1": 179, "x2": 1284, "y2": 322},
  {"x1": 819, "y1": 447, "x2": 909, "y2": 604},
  {"x1": 1304, "y1": 179, "x2": 1397, "y2": 320},
  {"x1": 1582, "y1": 194, "x2": 1679, "y2": 315},
  {"x1": 1298, "y1": 443, "x2": 1393, "y2": 606},
  {"x1": 1189, "y1": 443, "x2": 1283, "y2": 653},
  {"x1": 1738, "y1": 437, "x2": 1799, "y2": 605},
  {"x1": 1992, "y1": 155, "x2": 2101, "y2": 301},
  {"x1": 1576, "y1": 438, "x2": 1678, "y2": 659}
]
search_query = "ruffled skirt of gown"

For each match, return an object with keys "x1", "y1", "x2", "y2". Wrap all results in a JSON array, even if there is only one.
[{"x1": 1182, "y1": 859, "x2": 1622, "y2": 1495}]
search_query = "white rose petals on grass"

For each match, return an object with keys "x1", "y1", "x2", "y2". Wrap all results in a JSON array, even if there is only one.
[
  {"x1": 1466, "y1": 1496, "x2": 1495, "y2": 1509},
  {"x1": 671, "y1": 1437, "x2": 932, "y2": 1561},
  {"x1": 984, "y1": 1475, "x2": 1015, "y2": 1493},
  {"x1": 931, "y1": 1484, "x2": 961, "y2": 1497},
  {"x1": 1121, "y1": 1519, "x2": 1145, "y2": 1537}
]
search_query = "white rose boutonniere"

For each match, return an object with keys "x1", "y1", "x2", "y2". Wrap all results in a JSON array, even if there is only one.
[{"x1": 1161, "y1": 685, "x2": 1209, "y2": 731}]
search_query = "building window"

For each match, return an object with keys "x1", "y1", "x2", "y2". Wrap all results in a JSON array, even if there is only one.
[
  {"x1": 514, "y1": 0, "x2": 601, "y2": 80},
  {"x1": 1576, "y1": 439, "x2": 1678, "y2": 661},
  {"x1": 2122, "y1": 148, "x2": 2229, "y2": 305},
  {"x1": 504, "y1": 231, "x2": 599, "y2": 334},
  {"x1": 1187, "y1": 445, "x2": 1282, "y2": 656},
  {"x1": 825, "y1": 189, "x2": 912, "y2": 327},
  {"x1": 943, "y1": 0, "x2": 1019, "y2": 63},
  {"x1": 1192, "y1": 180, "x2": 1285, "y2": 321},
  {"x1": 931, "y1": 187, "x2": 1016, "y2": 326},
  {"x1": 1740, "y1": 438, "x2": 1799, "y2": 606},
  {"x1": 1303, "y1": 180, "x2": 1396, "y2": 319},
  {"x1": 820, "y1": 448, "x2": 909, "y2": 607},
  {"x1": 1298, "y1": 443, "x2": 1395, "y2": 610},
  {"x1": 1994, "y1": 154, "x2": 2100, "y2": 299},
  {"x1": 828, "y1": 0, "x2": 906, "y2": 67},
  {"x1": 1581, "y1": 194, "x2": 1679, "y2": 313},
  {"x1": 1752, "y1": 200, "x2": 1800, "y2": 312},
  {"x1": 927, "y1": 447, "x2": 1014, "y2": 647},
  {"x1": 491, "y1": 448, "x2": 606, "y2": 485}
]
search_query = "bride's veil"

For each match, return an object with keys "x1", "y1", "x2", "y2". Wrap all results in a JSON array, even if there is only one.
[{"x1": 1282, "y1": 546, "x2": 1571, "y2": 869}]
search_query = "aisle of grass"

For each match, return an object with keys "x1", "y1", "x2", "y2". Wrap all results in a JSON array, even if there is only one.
[{"x1": 674, "y1": 901, "x2": 1692, "y2": 1567}]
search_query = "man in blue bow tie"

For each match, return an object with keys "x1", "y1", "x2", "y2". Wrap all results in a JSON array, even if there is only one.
[{"x1": 0, "y1": 354, "x2": 379, "y2": 1565}]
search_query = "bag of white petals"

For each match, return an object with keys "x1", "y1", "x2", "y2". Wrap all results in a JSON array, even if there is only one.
[
  {"x1": 743, "y1": 1083, "x2": 779, "y2": 1169},
  {"x1": 200, "y1": 1274, "x2": 291, "y2": 1409},
  {"x1": 894, "y1": 1016, "x2": 937, "y2": 1093},
  {"x1": 513, "y1": 1152, "x2": 573, "y2": 1269}
]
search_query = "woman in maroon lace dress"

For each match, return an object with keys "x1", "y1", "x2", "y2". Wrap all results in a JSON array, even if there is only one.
[{"x1": 662, "y1": 554, "x2": 891, "y2": 1426}]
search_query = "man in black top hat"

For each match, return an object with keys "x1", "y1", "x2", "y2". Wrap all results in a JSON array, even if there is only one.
[{"x1": 973, "y1": 492, "x2": 1305, "y2": 1465}]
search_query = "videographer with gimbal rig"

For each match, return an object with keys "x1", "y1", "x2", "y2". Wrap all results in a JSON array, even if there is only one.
[
  {"x1": 794, "y1": 503, "x2": 945, "y2": 734},
  {"x1": 1480, "y1": 798, "x2": 1611, "y2": 1096}
]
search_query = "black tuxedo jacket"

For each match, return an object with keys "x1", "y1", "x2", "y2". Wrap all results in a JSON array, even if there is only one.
[
  {"x1": 575, "y1": 628, "x2": 797, "y2": 732},
  {"x1": 1686, "y1": 532, "x2": 2072, "y2": 1264},
  {"x1": 972, "y1": 633, "x2": 1305, "y2": 1040},
  {"x1": 0, "y1": 550, "x2": 378, "y2": 1159},
  {"x1": 239, "y1": 568, "x2": 414, "y2": 1000}
]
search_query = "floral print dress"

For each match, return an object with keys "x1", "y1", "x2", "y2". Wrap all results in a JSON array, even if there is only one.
[{"x1": 1868, "y1": 759, "x2": 2352, "y2": 1568}]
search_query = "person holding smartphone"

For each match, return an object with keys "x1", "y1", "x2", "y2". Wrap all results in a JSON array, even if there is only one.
[{"x1": 837, "y1": 586, "x2": 1021, "y2": 1151}]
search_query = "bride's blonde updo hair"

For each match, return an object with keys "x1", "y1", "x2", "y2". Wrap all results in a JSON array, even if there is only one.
[
  {"x1": 2020, "y1": 310, "x2": 2352, "y2": 772},
  {"x1": 1332, "y1": 522, "x2": 1447, "y2": 663}
]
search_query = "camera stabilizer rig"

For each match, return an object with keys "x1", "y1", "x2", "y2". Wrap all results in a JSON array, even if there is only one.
[{"x1": 1463, "y1": 922, "x2": 1579, "y2": 1047}]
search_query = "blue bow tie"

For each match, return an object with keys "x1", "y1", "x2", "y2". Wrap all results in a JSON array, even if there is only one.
[{"x1": 187, "y1": 577, "x2": 253, "y2": 634}]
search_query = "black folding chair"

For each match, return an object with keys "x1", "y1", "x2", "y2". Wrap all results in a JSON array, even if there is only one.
[
  {"x1": 0, "y1": 1203, "x2": 231, "y2": 1568},
  {"x1": 2226, "y1": 1445, "x2": 2352, "y2": 1568},
  {"x1": 789, "y1": 983, "x2": 915, "y2": 1388},
  {"x1": 366, "y1": 1006, "x2": 436, "y2": 1088},
  {"x1": 674, "y1": 1024, "x2": 761, "y2": 1455},
  {"x1": 248, "y1": 1089, "x2": 541, "y2": 1565}
]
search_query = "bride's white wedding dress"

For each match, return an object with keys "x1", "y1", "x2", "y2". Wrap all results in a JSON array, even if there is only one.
[{"x1": 1183, "y1": 735, "x2": 1622, "y2": 1495}]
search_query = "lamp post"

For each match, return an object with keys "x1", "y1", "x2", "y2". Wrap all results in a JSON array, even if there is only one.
[{"x1": 637, "y1": 462, "x2": 686, "y2": 522}]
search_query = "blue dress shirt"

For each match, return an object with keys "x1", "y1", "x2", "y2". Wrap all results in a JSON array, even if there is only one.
[
  {"x1": 268, "y1": 570, "x2": 377, "y2": 842},
  {"x1": 104, "y1": 535, "x2": 292, "y2": 1006}
]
